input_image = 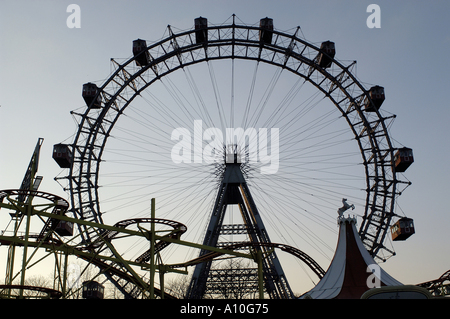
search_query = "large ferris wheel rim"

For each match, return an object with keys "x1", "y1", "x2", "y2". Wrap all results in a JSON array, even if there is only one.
[{"x1": 67, "y1": 18, "x2": 399, "y2": 259}]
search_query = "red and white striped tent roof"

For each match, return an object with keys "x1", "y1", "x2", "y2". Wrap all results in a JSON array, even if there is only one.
[{"x1": 301, "y1": 216, "x2": 402, "y2": 299}]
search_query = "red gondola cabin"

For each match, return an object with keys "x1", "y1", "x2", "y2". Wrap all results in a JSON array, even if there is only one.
[
  {"x1": 53, "y1": 144, "x2": 73, "y2": 168},
  {"x1": 82, "y1": 281, "x2": 104, "y2": 299},
  {"x1": 133, "y1": 39, "x2": 150, "y2": 67},
  {"x1": 82, "y1": 82, "x2": 102, "y2": 109},
  {"x1": 391, "y1": 217, "x2": 415, "y2": 241},
  {"x1": 52, "y1": 220, "x2": 74, "y2": 236},
  {"x1": 194, "y1": 17, "x2": 208, "y2": 44},
  {"x1": 394, "y1": 147, "x2": 414, "y2": 172},
  {"x1": 317, "y1": 41, "x2": 336, "y2": 68},
  {"x1": 259, "y1": 18, "x2": 274, "y2": 44},
  {"x1": 51, "y1": 199, "x2": 73, "y2": 236},
  {"x1": 364, "y1": 85, "x2": 385, "y2": 112}
]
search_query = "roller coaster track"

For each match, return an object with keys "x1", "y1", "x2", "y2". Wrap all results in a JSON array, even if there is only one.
[
  {"x1": 1, "y1": 188, "x2": 324, "y2": 298},
  {"x1": 0, "y1": 225, "x2": 178, "y2": 299},
  {"x1": 171, "y1": 242, "x2": 326, "y2": 280},
  {"x1": 417, "y1": 269, "x2": 450, "y2": 296},
  {"x1": 87, "y1": 218, "x2": 187, "y2": 263},
  {"x1": 1, "y1": 191, "x2": 182, "y2": 299},
  {"x1": 0, "y1": 285, "x2": 63, "y2": 299}
]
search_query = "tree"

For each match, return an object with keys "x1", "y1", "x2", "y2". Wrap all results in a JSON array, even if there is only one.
[
  {"x1": 165, "y1": 274, "x2": 191, "y2": 299},
  {"x1": 166, "y1": 258, "x2": 261, "y2": 299},
  {"x1": 204, "y1": 258, "x2": 261, "y2": 299}
]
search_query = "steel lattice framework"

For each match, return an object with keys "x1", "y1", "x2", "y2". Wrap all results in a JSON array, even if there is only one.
[
  {"x1": 206, "y1": 267, "x2": 259, "y2": 298},
  {"x1": 417, "y1": 270, "x2": 450, "y2": 297},
  {"x1": 56, "y1": 16, "x2": 411, "y2": 298}
]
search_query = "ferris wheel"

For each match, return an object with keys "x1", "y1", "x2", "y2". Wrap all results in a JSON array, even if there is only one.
[{"x1": 54, "y1": 15, "x2": 413, "y2": 298}]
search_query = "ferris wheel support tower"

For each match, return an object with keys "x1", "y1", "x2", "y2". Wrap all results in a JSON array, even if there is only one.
[{"x1": 187, "y1": 148, "x2": 294, "y2": 299}]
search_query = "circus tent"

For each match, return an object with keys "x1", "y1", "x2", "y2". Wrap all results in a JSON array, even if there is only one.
[{"x1": 300, "y1": 216, "x2": 402, "y2": 299}]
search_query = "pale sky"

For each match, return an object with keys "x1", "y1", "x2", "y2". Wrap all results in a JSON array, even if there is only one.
[{"x1": 1, "y1": 0, "x2": 449, "y2": 296}]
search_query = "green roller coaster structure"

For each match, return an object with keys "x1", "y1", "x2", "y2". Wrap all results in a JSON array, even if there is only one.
[{"x1": 0, "y1": 141, "x2": 326, "y2": 299}]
